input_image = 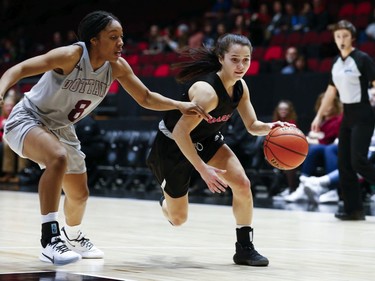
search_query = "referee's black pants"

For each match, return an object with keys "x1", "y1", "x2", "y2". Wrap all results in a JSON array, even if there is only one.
[{"x1": 338, "y1": 117, "x2": 375, "y2": 214}]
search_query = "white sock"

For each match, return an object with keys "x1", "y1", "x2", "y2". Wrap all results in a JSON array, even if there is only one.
[
  {"x1": 318, "y1": 175, "x2": 330, "y2": 186},
  {"x1": 64, "y1": 224, "x2": 82, "y2": 238},
  {"x1": 41, "y1": 212, "x2": 59, "y2": 224}
]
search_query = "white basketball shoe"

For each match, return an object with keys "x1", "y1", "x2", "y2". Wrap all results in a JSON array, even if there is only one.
[{"x1": 61, "y1": 227, "x2": 104, "y2": 259}]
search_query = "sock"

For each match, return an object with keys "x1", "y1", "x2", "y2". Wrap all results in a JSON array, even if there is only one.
[
  {"x1": 63, "y1": 224, "x2": 82, "y2": 239},
  {"x1": 41, "y1": 212, "x2": 58, "y2": 224},
  {"x1": 41, "y1": 221, "x2": 60, "y2": 247},
  {"x1": 236, "y1": 225, "x2": 253, "y2": 246},
  {"x1": 319, "y1": 175, "x2": 330, "y2": 186}
]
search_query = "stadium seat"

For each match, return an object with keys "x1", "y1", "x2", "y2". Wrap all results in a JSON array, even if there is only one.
[
  {"x1": 286, "y1": 32, "x2": 303, "y2": 47},
  {"x1": 123, "y1": 54, "x2": 139, "y2": 66},
  {"x1": 245, "y1": 60, "x2": 260, "y2": 75},
  {"x1": 252, "y1": 47, "x2": 265, "y2": 61},
  {"x1": 355, "y1": 2, "x2": 372, "y2": 16},
  {"x1": 140, "y1": 64, "x2": 155, "y2": 77},
  {"x1": 269, "y1": 32, "x2": 287, "y2": 46},
  {"x1": 263, "y1": 46, "x2": 283, "y2": 61},
  {"x1": 338, "y1": 3, "x2": 356, "y2": 19},
  {"x1": 318, "y1": 58, "x2": 333, "y2": 73},
  {"x1": 359, "y1": 42, "x2": 375, "y2": 58},
  {"x1": 154, "y1": 64, "x2": 170, "y2": 77},
  {"x1": 307, "y1": 58, "x2": 320, "y2": 72}
]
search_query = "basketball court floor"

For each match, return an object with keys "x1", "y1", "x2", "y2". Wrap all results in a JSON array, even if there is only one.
[{"x1": 1, "y1": 184, "x2": 374, "y2": 281}]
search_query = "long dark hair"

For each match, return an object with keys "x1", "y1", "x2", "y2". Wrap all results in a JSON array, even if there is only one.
[
  {"x1": 78, "y1": 10, "x2": 120, "y2": 49},
  {"x1": 174, "y1": 33, "x2": 253, "y2": 83}
]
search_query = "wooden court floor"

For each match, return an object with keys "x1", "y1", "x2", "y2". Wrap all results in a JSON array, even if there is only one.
[{"x1": 0, "y1": 190, "x2": 374, "y2": 281}]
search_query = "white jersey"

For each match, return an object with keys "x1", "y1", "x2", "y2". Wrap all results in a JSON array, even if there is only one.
[{"x1": 22, "y1": 41, "x2": 113, "y2": 130}]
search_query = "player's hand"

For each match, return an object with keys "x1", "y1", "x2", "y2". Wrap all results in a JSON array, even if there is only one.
[
  {"x1": 270, "y1": 121, "x2": 296, "y2": 128},
  {"x1": 199, "y1": 165, "x2": 228, "y2": 194},
  {"x1": 177, "y1": 101, "x2": 212, "y2": 121}
]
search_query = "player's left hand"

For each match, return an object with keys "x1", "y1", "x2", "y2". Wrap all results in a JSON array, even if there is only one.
[{"x1": 177, "y1": 102, "x2": 212, "y2": 121}]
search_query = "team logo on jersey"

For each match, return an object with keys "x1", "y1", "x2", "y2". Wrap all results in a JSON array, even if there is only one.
[{"x1": 207, "y1": 113, "x2": 232, "y2": 124}]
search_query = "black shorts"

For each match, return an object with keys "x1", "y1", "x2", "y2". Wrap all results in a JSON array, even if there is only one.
[{"x1": 146, "y1": 130, "x2": 225, "y2": 198}]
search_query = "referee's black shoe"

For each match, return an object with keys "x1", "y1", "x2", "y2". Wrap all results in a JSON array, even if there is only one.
[
  {"x1": 233, "y1": 242, "x2": 269, "y2": 266},
  {"x1": 334, "y1": 210, "x2": 365, "y2": 221}
]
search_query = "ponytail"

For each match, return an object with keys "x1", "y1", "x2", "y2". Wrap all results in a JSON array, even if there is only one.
[{"x1": 174, "y1": 33, "x2": 252, "y2": 83}]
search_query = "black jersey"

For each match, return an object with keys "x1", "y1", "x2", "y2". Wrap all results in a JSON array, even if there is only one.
[
  {"x1": 329, "y1": 48, "x2": 375, "y2": 104},
  {"x1": 163, "y1": 72, "x2": 244, "y2": 142}
]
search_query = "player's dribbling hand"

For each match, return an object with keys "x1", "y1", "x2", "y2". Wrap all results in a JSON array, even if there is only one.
[
  {"x1": 177, "y1": 102, "x2": 212, "y2": 121},
  {"x1": 271, "y1": 121, "x2": 296, "y2": 128}
]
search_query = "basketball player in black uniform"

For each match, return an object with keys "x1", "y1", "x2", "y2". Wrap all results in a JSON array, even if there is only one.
[
  {"x1": 311, "y1": 20, "x2": 375, "y2": 220},
  {"x1": 147, "y1": 34, "x2": 293, "y2": 266}
]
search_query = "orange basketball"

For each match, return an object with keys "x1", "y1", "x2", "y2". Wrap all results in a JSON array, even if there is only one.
[{"x1": 263, "y1": 126, "x2": 309, "y2": 170}]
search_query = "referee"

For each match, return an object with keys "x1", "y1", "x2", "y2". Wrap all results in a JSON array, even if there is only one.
[{"x1": 311, "y1": 20, "x2": 375, "y2": 220}]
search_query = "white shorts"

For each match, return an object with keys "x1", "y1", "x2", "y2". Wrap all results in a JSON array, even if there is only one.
[{"x1": 4, "y1": 103, "x2": 87, "y2": 174}]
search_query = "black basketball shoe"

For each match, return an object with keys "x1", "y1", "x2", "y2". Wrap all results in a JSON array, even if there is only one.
[{"x1": 233, "y1": 242, "x2": 269, "y2": 266}]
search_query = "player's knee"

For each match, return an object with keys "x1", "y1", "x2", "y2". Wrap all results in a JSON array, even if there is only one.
[
  {"x1": 46, "y1": 148, "x2": 68, "y2": 171},
  {"x1": 233, "y1": 177, "x2": 251, "y2": 196}
]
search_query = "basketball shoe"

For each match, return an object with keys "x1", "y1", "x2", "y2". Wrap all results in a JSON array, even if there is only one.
[
  {"x1": 304, "y1": 182, "x2": 328, "y2": 204},
  {"x1": 284, "y1": 184, "x2": 308, "y2": 202},
  {"x1": 233, "y1": 242, "x2": 269, "y2": 266},
  {"x1": 40, "y1": 236, "x2": 81, "y2": 265},
  {"x1": 61, "y1": 227, "x2": 104, "y2": 259}
]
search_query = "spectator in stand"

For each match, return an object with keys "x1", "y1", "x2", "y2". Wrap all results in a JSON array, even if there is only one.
[
  {"x1": 283, "y1": 1, "x2": 302, "y2": 32},
  {"x1": 188, "y1": 19, "x2": 204, "y2": 48},
  {"x1": 271, "y1": 100, "x2": 299, "y2": 194},
  {"x1": 66, "y1": 30, "x2": 77, "y2": 45},
  {"x1": 297, "y1": 1, "x2": 314, "y2": 32},
  {"x1": 231, "y1": 14, "x2": 250, "y2": 37},
  {"x1": 201, "y1": 21, "x2": 216, "y2": 49},
  {"x1": 163, "y1": 23, "x2": 190, "y2": 53},
  {"x1": 0, "y1": 88, "x2": 30, "y2": 183},
  {"x1": 250, "y1": 2, "x2": 272, "y2": 46},
  {"x1": 283, "y1": 93, "x2": 343, "y2": 203},
  {"x1": 310, "y1": 0, "x2": 330, "y2": 32},
  {"x1": 229, "y1": 0, "x2": 250, "y2": 16},
  {"x1": 213, "y1": 22, "x2": 228, "y2": 43},
  {"x1": 265, "y1": 0, "x2": 286, "y2": 41},
  {"x1": 281, "y1": 46, "x2": 299, "y2": 74},
  {"x1": 294, "y1": 55, "x2": 310, "y2": 73},
  {"x1": 365, "y1": 7, "x2": 375, "y2": 41},
  {"x1": 0, "y1": 38, "x2": 17, "y2": 63},
  {"x1": 205, "y1": 0, "x2": 232, "y2": 19},
  {"x1": 143, "y1": 24, "x2": 166, "y2": 55}
]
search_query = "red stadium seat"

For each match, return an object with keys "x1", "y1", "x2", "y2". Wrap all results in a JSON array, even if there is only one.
[
  {"x1": 318, "y1": 58, "x2": 333, "y2": 73},
  {"x1": 154, "y1": 64, "x2": 170, "y2": 77},
  {"x1": 300, "y1": 31, "x2": 319, "y2": 46},
  {"x1": 123, "y1": 54, "x2": 139, "y2": 66},
  {"x1": 338, "y1": 3, "x2": 355, "y2": 19},
  {"x1": 355, "y1": 2, "x2": 372, "y2": 16},
  {"x1": 286, "y1": 32, "x2": 303, "y2": 47},
  {"x1": 359, "y1": 42, "x2": 375, "y2": 58},
  {"x1": 140, "y1": 64, "x2": 155, "y2": 77},
  {"x1": 269, "y1": 33, "x2": 287, "y2": 46},
  {"x1": 307, "y1": 58, "x2": 320, "y2": 72},
  {"x1": 251, "y1": 47, "x2": 265, "y2": 61},
  {"x1": 263, "y1": 46, "x2": 283, "y2": 61},
  {"x1": 245, "y1": 60, "x2": 260, "y2": 76}
]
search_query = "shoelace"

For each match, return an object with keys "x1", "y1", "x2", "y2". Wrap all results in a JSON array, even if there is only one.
[
  {"x1": 75, "y1": 232, "x2": 94, "y2": 249},
  {"x1": 50, "y1": 237, "x2": 70, "y2": 254}
]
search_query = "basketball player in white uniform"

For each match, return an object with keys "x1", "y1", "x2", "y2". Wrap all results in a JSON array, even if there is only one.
[{"x1": 0, "y1": 10, "x2": 210, "y2": 265}]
